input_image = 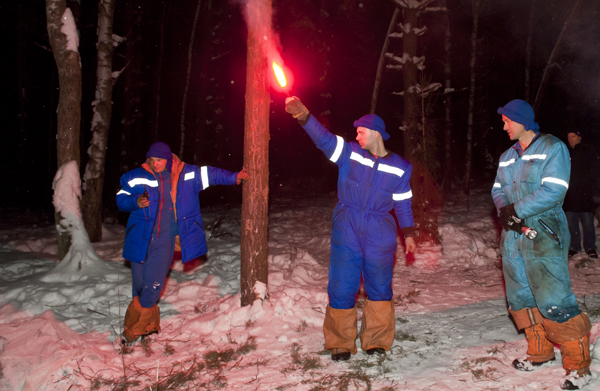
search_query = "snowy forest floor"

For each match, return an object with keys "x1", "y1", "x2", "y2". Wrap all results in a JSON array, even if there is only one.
[{"x1": 2, "y1": 187, "x2": 600, "y2": 390}]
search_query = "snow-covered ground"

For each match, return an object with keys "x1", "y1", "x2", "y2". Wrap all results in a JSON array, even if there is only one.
[{"x1": 1, "y1": 187, "x2": 600, "y2": 390}]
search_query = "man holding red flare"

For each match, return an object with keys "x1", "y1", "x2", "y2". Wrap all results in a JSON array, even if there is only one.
[{"x1": 285, "y1": 97, "x2": 416, "y2": 361}]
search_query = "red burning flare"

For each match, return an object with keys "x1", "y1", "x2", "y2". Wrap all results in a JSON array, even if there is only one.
[{"x1": 272, "y1": 62, "x2": 287, "y2": 88}]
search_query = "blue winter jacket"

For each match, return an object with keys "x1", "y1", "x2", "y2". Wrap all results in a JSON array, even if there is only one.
[
  {"x1": 116, "y1": 155, "x2": 238, "y2": 263},
  {"x1": 492, "y1": 133, "x2": 571, "y2": 256},
  {"x1": 302, "y1": 115, "x2": 414, "y2": 233}
]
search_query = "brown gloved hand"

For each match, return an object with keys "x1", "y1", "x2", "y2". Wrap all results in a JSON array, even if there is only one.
[{"x1": 285, "y1": 97, "x2": 309, "y2": 120}]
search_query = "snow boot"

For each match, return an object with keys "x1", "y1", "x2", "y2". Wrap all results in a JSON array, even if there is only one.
[
  {"x1": 331, "y1": 348, "x2": 352, "y2": 361},
  {"x1": 360, "y1": 299, "x2": 395, "y2": 353},
  {"x1": 561, "y1": 369, "x2": 592, "y2": 390},
  {"x1": 123, "y1": 297, "x2": 161, "y2": 343},
  {"x1": 544, "y1": 313, "x2": 592, "y2": 389},
  {"x1": 324, "y1": 305, "x2": 357, "y2": 360},
  {"x1": 509, "y1": 307, "x2": 555, "y2": 370}
]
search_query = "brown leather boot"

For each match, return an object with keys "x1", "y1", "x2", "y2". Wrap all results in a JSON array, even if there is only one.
[
  {"x1": 123, "y1": 297, "x2": 161, "y2": 343},
  {"x1": 509, "y1": 307, "x2": 555, "y2": 370},
  {"x1": 323, "y1": 305, "x2": 357, "y2": 360},
  {"x1": 359, "y1": 299, "x2": 395, "y2": 353}
]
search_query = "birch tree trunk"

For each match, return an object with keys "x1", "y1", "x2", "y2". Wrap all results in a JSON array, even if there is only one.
[
  {"x1": 240, "y1": 0, "x2": 270, "y2": 307},
  {"x1": 46, "y1": 0, "x2": 82, "y2": 260},
  {"x1": 370, "y1": 7, "x2": 400, "y2": 114},
  {"x1": 179, "y1": 0, "x2": 203, "y2": 159},
  {"x1": 463, "y1": 0, "x2": 479, "y2": 197},
  {"x1": 82, "y1": 0, "x2": 116, "y2": 243}
]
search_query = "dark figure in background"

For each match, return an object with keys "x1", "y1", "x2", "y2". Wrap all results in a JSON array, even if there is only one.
[
  {"x1": 563, "y1": 130, "x2": 598, "y2": 258},
  {"x1": 115, "y1": 142, "x2": 248, "y2": 347},
  {"x1": 285, "y1": 97, "x2": 416, "y2": 362},
  {"x1": 491, "y1": 100, "x2": 591, "y2": 390}
]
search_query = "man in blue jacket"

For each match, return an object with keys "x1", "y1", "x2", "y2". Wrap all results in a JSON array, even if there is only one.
[
  {"x1": 492, "y1": 100, "x2": 590, "y2": 390},
  {"x1": 285, "y1": 97, "x2": 416, "y2": 362},
  {"x1": 116, "y1": 142, "x2": 248, "y2": 346}
]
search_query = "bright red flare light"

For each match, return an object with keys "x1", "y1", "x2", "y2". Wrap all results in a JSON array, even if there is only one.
[{"x1": 272, "y1": 62, "x2": 287, "y2": 88}]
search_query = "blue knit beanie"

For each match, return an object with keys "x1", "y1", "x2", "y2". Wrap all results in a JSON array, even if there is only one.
[
  {"x1": 353, "y1": 114, "x2": 390, "y2": 141},
  {"x1": 497, "y1": 99, "x2": 540, "y2": 131},
  {"x1": 146, "y1": 142, "x2": 172, "y2": 159},
  {"x1": 146, "y1": 142, "x2": 173, "y2": 171}
]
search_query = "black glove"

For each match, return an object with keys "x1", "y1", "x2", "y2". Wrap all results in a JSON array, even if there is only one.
[
  {"x1": 498, "y1": 204, "x2": 521, "y2": 233},
  {"x1": 285, "y1": 97, "x2": 309, "y2": 120}
]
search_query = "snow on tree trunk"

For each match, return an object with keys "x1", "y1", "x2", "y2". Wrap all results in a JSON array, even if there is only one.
[
  {"x1": 240, "y1": 0, "x2": 270, "y2": 307},
  {"x1": 46, "y1": 1, "x2": 82, "y2": 260},
  {"x1": 44, "y1": 161, "x2": 105, "y2": 283},
  {"x1": 463, "y1": 0, "x2": 480, "y2": 197},
  {"x1": 179, "y1": 0, "x2": 203, "y2": 159},
  {"x1": 82, "y1": 0, "x2": 117, "y2": 243}
]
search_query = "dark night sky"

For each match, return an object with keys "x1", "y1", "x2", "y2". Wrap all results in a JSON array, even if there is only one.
[{"x1": 2, "y1": 0, "x2": 600, "y2": 214}]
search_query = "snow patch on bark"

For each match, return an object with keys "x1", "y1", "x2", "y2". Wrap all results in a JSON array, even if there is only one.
[
  {"x1": 60, "y1": 8, "x2": 79, "y2": 53},
  {"x1": 46, "y1": 161, "x2": 105, "y2": 282}
]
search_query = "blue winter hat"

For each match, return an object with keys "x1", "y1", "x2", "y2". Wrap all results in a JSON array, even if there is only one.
[
  {"x1": 146, "y1": 142, "x2": 172, "y2": 160},
  {"x1": 353, "y1": 114, "x2": 390, "y2": 141},
  {"x1": 497, "y1": 99, "x2": 540, "y2": 131}
]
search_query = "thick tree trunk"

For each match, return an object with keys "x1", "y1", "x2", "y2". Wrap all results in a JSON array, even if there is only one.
[
  {"x1": 463, "y1": 0, "x2": 479, "y2": 197},
  {"x1": 402, "y1": 7, "x2": 418, "y2": 161},
  {"x1": 82, "y1": 0, "x2": 116, "y2": 243},
  {"x1": 240, "y1": 0, "x2": 270, "y2": 307},
  {"x1": 179, "y1": 0, "x2": 203, "y2": 159},
  {"x1": 370, "y1": 7, "x2": 400, "y2": 114},
  {"x1": 46, "y1": 0, "x2": 82, "y2": 260}
]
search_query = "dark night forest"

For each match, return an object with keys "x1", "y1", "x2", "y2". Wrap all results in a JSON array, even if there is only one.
[
  {"x1": 2, "y1": 0, "x2": 600, "y2": 215},
  {"x1": 3, "y1": 1, "x2": 600, "y2": 389}
]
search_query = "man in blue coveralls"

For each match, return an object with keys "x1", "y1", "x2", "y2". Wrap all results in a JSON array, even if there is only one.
[
  {"x1": 492, "y1": 100, "x2": 591, "y2": 390},
  {"x1": 116, "y1": 142, "x2": 248, "y2": 346},
  {"x1": 285, "y1": 97, "x2": 416, "y2": 361}
]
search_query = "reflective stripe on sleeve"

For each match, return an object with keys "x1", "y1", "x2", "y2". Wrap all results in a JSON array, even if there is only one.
[
  {"x1": 184, "y1": 172, "x2": 195, "y2": 181},
  {"x1": 201, "y1": 166, "x2": 209, "y2": 190},
  {"x1": 393, "y1": 190, "x2": 412, "y2": 201},
  {"x1": 493, "y1": 183, "x2": 501, "y2": 188},
  {"x1": 329, "y1": 136, "x2": 344, "y2": 163},
  {"x1": 378, "y1": 163, "x2": 405, "y2": 177},
  {"x1": 350, "y1": 152, "x2": 374, "y2": 168},
  {"x1": 127, "y1": 178, "x2": 158, "y2": 188},
  {"x1": 116, "y1": 189, "x2": 131, "y2": 195},
  {"x1": 541, "y1": 176, "x2": 568, "y2": 189}
]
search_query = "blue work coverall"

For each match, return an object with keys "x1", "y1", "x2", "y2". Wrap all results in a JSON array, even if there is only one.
[
  {"x1": 302, "y1": 115, "x2": 415, "y2": 309},
  {"x1": 492, "y1": 133, "x2": 580, "y2": 322},
  {"x1": 117, "y1": 154, "x2": 238, "y2": 306}
]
